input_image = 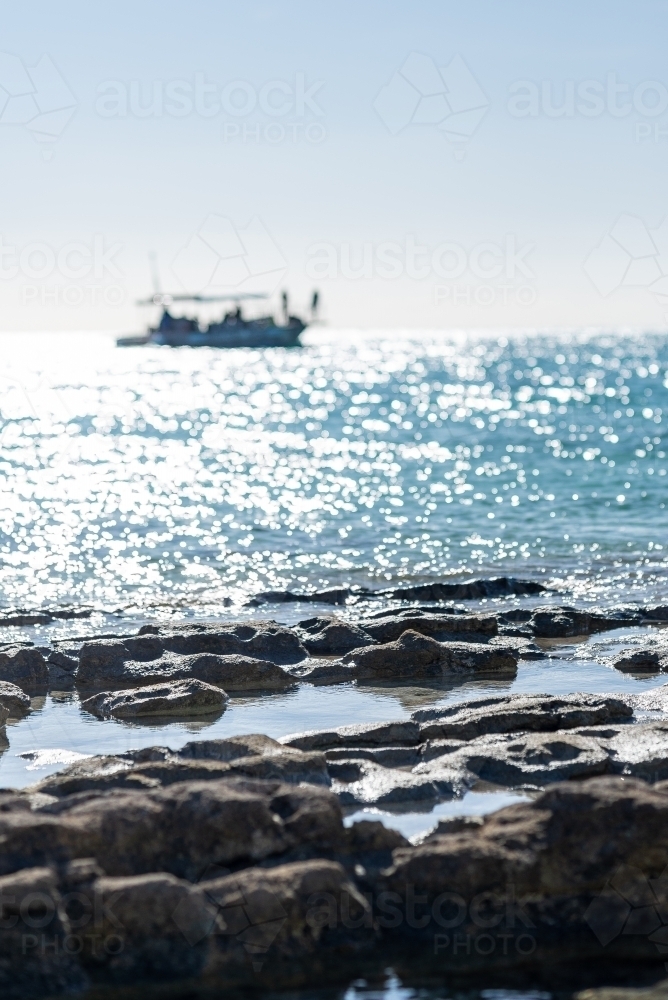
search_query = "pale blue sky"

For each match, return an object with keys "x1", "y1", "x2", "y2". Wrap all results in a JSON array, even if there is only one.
[{"x1": 1, "y1": 1, "x2": 668, "y2": 330}]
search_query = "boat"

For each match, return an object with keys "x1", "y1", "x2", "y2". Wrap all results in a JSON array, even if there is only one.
[{"x1": 117, "y1": 289, "x2": 319, "y2": 349}]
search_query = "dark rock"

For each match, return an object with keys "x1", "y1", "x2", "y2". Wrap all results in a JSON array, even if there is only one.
[
  {"x1": 137, "y1": 621, "x2": 308, "y2": 663},
  {"x1": 614, "y1": 648, "x2": 668, "y2": 673},
  {"x1": 0, "y1": 778, "x2": 344, "y2": 880},
  {"x1": 46, "y1": 650, "x2": 78, "y2": 690},
  {"x1": 529, "y1": 606, "x2": 625, "y2": 638},
  {"x1": 203, "y1": 860, "x2": 375, "y2": 983},
  {"x1": 0, "y1": 607, "x2": 92, "y2": 627},
  {"x1": 378, "y1": 776, "x2": 668, "y2": 963},
  {"x1": 342, "y1": 630, "x2": 517, "y2": 679},
  {"x1": 81, "y1": 679, "x2": 228, "y2": 719},
  {"x1": 361, "y1": 613, "x2": 497, "y2": 644},
  {"x1": 413, "y1": 693, "x2": 634, "y2": 741},
  {"x1": 380, "y1": 577, "x2": 546, "y2": 601},
  {"x1": 297, "y1": 617, "x2": 377, "y2": 655},
  {"x1": 0, "y1": 646, "x2": 48, "y2": 694},
  {"x1": 31, "y1": 743, "x2": 330, "y2": 797},
  {"x1": 254, "y1": 588, "x2": 351, "y2": 605},
  {"x1": 0, "y1": 680, "x2": 31, "y2": 718},
  {"x1": 0, "y1": 866, "x2": 88, "y2": 998},
  {"x1": 283, "y1": 720, "x2": 421, "y2": 752},
  {"x1": 76, "y1": 643, "x2": 294, "y2": 692}
]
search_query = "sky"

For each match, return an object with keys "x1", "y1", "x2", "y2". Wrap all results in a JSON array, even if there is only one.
[{"x1": 1, "y1": 0, "x2": 668, "y2": 332}]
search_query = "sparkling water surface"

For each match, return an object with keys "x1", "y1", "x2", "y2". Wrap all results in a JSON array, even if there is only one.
[
  {"x1": 0, "y1": 327, "x2": 666, "y2": 613},
  {"x1": 1, "y1": 330, "x2": 668, "y2": 848}
]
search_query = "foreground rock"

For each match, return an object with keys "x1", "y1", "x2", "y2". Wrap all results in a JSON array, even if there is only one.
[
  {"x1": 81, "y1": 678, "x2": 228, "y2": 719},
  {"x1": 378, "y1": 776, "x2": 668, "y2": 969},
  {"x1": 0, "y1": 646, "x2": 47, "y2": 694},
  {"x1": 0, "y1": 680, "x2": 31, "y2": 719}
]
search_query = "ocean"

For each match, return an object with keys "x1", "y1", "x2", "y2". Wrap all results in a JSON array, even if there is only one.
[{"x1": 0, "y1": 327, "x2": 665, "y2": 617}]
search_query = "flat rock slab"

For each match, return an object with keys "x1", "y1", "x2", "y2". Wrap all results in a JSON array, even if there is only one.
[
  {"x1": 296, "y1": 617, "x2": 377, "y2": 655},
  {"x1": 413, "y1": 693, "x2": 633, "y2": 741},
  {"x1": 614, "y1": 647, "x2": 668, "y2": 673},
  {"x1": 81, "y1": 678, "x2": 228, "y2": 719}
]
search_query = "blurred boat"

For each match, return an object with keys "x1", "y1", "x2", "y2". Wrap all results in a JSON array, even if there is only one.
[{"x1": 117, "y1": 288, "x2": 318, "y2": 349}]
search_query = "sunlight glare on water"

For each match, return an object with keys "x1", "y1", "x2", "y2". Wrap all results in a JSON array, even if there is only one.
[{"x1": 0, "y1": 327, "x2": 666, "y2": 612}]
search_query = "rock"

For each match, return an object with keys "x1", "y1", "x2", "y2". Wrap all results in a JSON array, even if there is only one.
[
  {"x1": 0, "y1": 778, "x2": 344, "y2": 880},
  {"x1": 380, "y1": 577, "x2": 546, "y2": 601},
  {"x1": 413, "y1": 693, "x2": 633, "y2": 741},
  {"x1": 285, "y1": 659, "x2": 359, "y2": 686},
  {"x1": 614, "y1": 648, "x2": 668, "y2": 673},
  {"x1": 47, "y1": 649, "x2": 78, "y2": 691},
  {"x1": 529, "y1": 606, "x2": 623, "y2": 638},
  {"x1": 31, "y1": 743, "x2": 331, "y2": 797},
  {"x1": 361, "y1": 613, "x2": 498, "y2": 644},
  {"x1": 342, "y1": 630, "x2": 517, "y2": 679},
  {"x1": 577, "y1": 982, "x2": 668, "y2": 1000},
  {"x1": 138, "y1": 621, "x2": 308, "y2": 663},
  {"x1": 378, "y1": 776, "x2": 668, "y2": 965},
  {"x1": 0, "y1": 607, "x2": 92, "y2": 627},
  {"x1": 334, "y1": 757, "x2": 468, "y2": 806},
  {"x1": 203, "y1": 860, "x2": 375, "y2": 982},
  {"x1": 76, "y1": 644, "x2": 294, "y2": 692},
  {"x1": 82, "y1": 871, "x2": 216, "y2": 983},
  {"x1": 81, "y1": 679, "x2": 227, "y2": 718},
  {"x1": 178, "y1": 733, "x2": 287, "y2": 761},
  {"x1": 283, "y1": 720, "x2": 421, "y2": 752},
  {"x1": 0, "y1": 646, "x2": 48, "y2": 694},
  {"x1": 297, "y1": 617, "x2": 377, "y2": 655},
  {"x1": 0, "y1": 866, "x2": 88, "y2": 998},
  {"x1": 254, "y1": 588, "x2": 351, "y2": 605},
  {"x1": 0, "y1": 680, "x2": 31, "y2": 719}
]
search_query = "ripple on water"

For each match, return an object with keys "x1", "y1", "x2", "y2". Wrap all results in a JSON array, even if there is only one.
[{"x1": 0, "y1": 329, "x2": 666, "y2": 612}]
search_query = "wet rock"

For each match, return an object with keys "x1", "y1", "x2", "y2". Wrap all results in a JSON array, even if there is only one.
[
  {"x1": 0, "y1": 646, "x2": 48, "y2": 694},
  {"x1": 413, "y1": 693, "x2": 633, "y2": 741},
  {"x1": 614, "y1": 648, "x2": 668, "y2": 673},
  {"x1": 253, "y1": 588, "x2": 351, "y2": 605},
  {"x1": 334, "y1": 757, "x2": 469, "y2": 806},
  {"x1": 138, "y1": 621, "x2": 308, "y2": 663},
  {"x1": 79, "y1": 871, "x2": 215, "y2": 983},
  {"x1": 379, "y1": 576, "x2": 546, "y2": 601},
  {"x1": 342, "y1": 630, "x2": 517, "y2": 679},
  {"x1": 577, "y1": 982, "x2": 668, "y2": 1000},
  {"x1": 297, "y1": 617, "x2": 377, "y2": 655},
  {"x1": 32, "y1": 743, "x2": 330, "y2": 796},
  {"x1": 203, "y1": 860, "x2": 375, "y2": 982},
  {"x1": 529, "y1": 606, "x2": 625, "y2": 638},
  {"x1": 76, "y1": 642, "x2": 294, "y2": 692},
  {"x1": 47, "y1": 649, "x2": 78, "y2": 690},
  {"x1": 0, "y1": 680, "x2": 31, "y2": 718},
  {"x1": 378, "y1": 776, "x2": 668, "y2": 962},
  {"x1": 361, "y1": 612, "x2": 497, "y2": 644},
  {"x1": 81, "y1": 679, "x2": 228, "y2": 719},
  {"x1": 285, "y1": 658, "x2": 359, "y2": 686},
  {"x1": 0, "y1": 778, "x2": 344, "y2": 880},
  {"x1": 0, "y1": 607, "x2": 92, "y2": 627},
  {"x1": 0, "y1": 866, "x2": 88, "y2": 998},
  {"x1": 283, "y1": 719, "x2": 421, "y2": 752}
]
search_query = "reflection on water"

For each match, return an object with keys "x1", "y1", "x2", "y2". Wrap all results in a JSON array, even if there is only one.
[
  {"x1": 2, "y1": 635, "x2": 666, "y2": 790},
  {"x1": 0, "y1": 329, "x2": 667, "y2": 614}
]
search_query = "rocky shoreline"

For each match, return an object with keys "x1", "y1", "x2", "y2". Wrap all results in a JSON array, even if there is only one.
[{"x1": 2, "y1": 587, "x2": 668, "y2": 996}]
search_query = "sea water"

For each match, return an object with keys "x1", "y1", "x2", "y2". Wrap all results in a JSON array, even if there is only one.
[{"x1": 0, "y1": 327, "x2": 667, "y2": 837}]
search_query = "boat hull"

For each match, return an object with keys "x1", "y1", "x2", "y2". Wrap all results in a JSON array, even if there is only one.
[{"x1": 117, "y1": 321, "x2": 305, "y2": 349}]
